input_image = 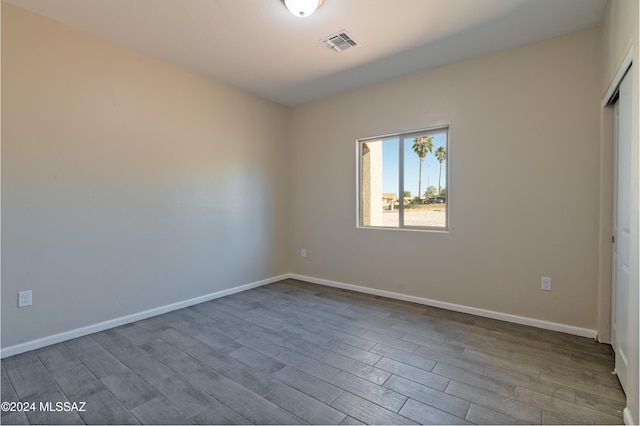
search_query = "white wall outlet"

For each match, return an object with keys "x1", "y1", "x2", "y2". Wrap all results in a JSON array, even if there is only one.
[
  {"x1": 301, "y1": 248, "x2": 307, "y2": 257},
  {"x1": 541, "y1": 277, "x2": 552, "y2": 291},
  {"x1": 18, "y1": 290, "x2": 32, "y2": 308}
]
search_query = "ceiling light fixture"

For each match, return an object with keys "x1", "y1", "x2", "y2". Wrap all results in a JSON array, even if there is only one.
[{"x1": 282, "y1": 0, "x2": 323, "y2": 17}]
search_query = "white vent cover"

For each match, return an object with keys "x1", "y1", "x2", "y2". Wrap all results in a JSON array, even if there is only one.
[{"x1": 321, "y1": 31, "x2": 359, "y2": 53}]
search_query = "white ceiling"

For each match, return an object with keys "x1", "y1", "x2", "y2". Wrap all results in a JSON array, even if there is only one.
[{"x1": 6, "y1": 0, "x2": 608, "y2": 106}]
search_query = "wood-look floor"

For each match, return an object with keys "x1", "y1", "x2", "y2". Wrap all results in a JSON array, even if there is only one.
[{"x1": 1, "y1": 279, "x2": 626, "y2": 425}]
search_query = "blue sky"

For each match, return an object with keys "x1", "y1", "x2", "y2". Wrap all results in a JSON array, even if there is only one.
[{"x1": 382, "y1": 132, "x2": 447, "y2": 197}]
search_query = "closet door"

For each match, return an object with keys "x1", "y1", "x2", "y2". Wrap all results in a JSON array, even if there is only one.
[{"x1": 612, "y1": 68, "x2": 631, "y2": 394}]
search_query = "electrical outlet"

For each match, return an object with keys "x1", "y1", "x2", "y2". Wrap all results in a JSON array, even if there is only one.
[
  {"x1": 541, "y1": 277, "x2": 552, "y2": 291},
  {"x1": 301, "y1": 248, "x2": 307, "y2": 257},
  {"x1": 18, "y1": 290, "x2": 32, "y2": 308}
]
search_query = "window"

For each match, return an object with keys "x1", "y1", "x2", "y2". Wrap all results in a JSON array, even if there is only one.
[{"x1": 358, "y1": 126, "x2": 448, "y2": 231}]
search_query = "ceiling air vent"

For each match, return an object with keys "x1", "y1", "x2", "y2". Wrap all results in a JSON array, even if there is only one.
[{"x1": 321, "y1": 30, "x2": 359, "y2": 53}]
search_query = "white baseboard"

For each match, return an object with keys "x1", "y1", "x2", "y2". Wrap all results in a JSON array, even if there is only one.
[
  {"x1": 0, "y1": 274, "x2": 288, "y2": 359},
  {"x1": 623, "y1": 407, "x2": 633, "y2": 425},
  {"x1": 288, "y1": 274, "x2": 598, "y2": 339},
  {"x1": 0, "y1": 272, "x2": 599, "y2": 358}
]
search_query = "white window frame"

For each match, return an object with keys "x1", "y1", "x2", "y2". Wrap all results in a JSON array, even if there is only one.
[{"x1": 356, "y1": 126, "x2": 450, "y2": 232}]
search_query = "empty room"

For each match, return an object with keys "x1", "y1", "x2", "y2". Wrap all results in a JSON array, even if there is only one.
[{"x1": 1, "y1": 0, "x2": 639, "y2": 424}]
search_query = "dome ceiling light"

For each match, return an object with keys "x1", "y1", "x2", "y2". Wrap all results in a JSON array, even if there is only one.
[{"x1": 282, "y1": 0, "x2": 323, "y2": 17}]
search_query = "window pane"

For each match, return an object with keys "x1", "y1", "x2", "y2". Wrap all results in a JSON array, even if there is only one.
[
  {"x1": 358, "y1": 127, "x2": 447, "y2": 231},
  {"x1": 360, "y1": 138, "x2": 399, "y2": 227},
  {"x1": 403, "y1": 131, "x2": 447, "y2": 228}
]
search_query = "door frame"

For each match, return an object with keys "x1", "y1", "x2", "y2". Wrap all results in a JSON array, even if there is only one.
[
  {"x1": 598, "y1": 46, "x2": 634, "y2": 424},
  {"x1": 597, "y1": 47, "x2": 633, "y2": 345},
  {"x1": 611, "y1": 66, "x2": 632, "y2": 395}
]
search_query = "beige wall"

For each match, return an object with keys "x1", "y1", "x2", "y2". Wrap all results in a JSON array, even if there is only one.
[
  {"x1": 599, "y1": 0, "x2": 640, "y2": 423},
  {"x1": 1, "y1": 4, "x2": 289, "y2": 348},
  {"x1": 289, "y1": 28, "x2": 602, "y2": 329}
]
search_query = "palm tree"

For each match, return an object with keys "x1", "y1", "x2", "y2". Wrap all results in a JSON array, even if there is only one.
[
  {"x1": 412, "y1": 136, "x2": 434, "y2": 199},
  {"x1": 435, "y1": 146, "x2": 447, "y2": 196}
]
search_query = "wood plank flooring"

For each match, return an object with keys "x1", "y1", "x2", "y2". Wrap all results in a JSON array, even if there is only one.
[{"x1": 1, "y1": 279, "x2": 626, "y2": 424}]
